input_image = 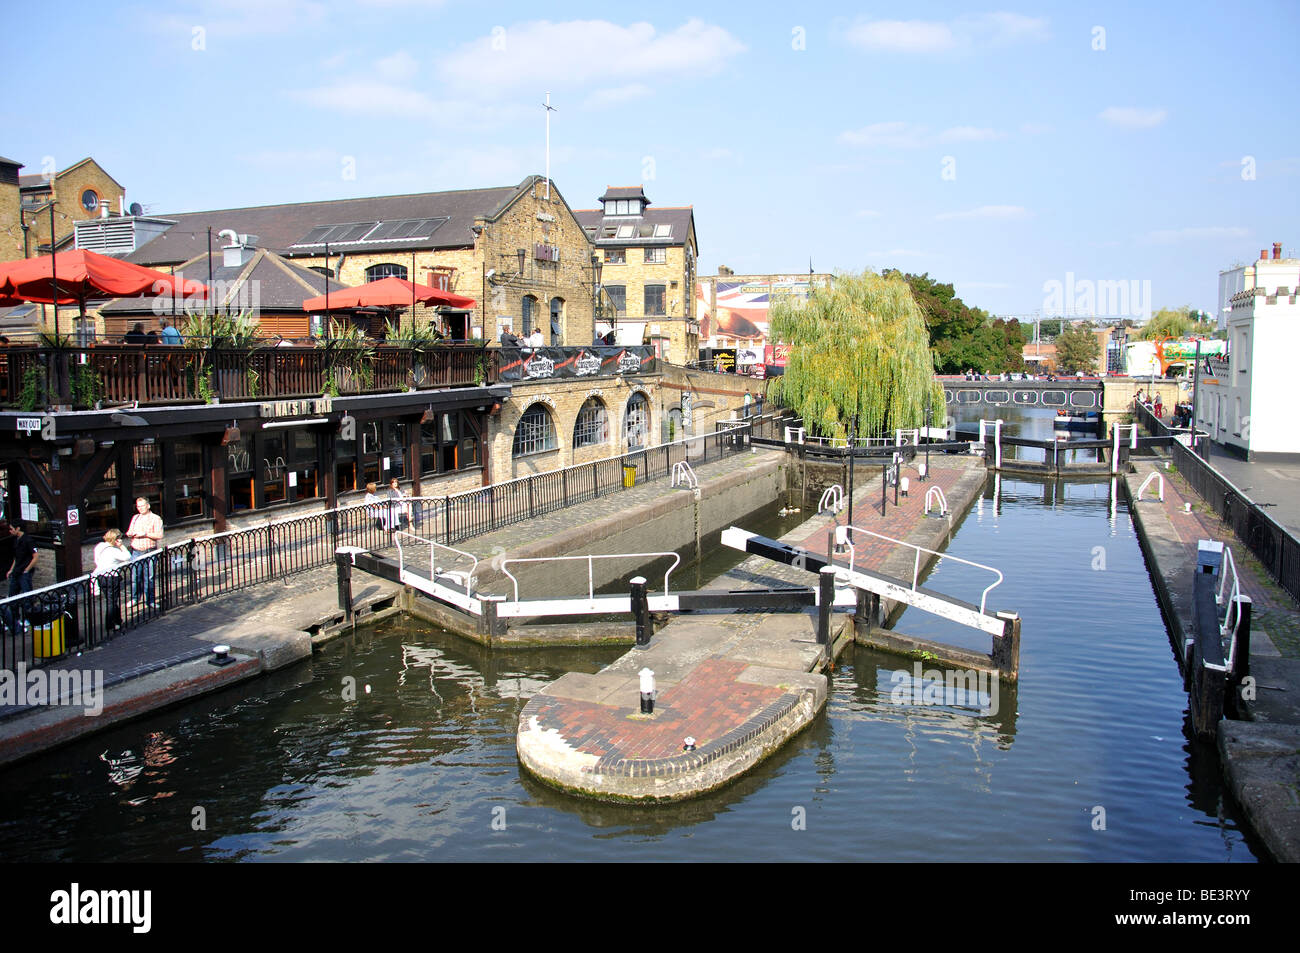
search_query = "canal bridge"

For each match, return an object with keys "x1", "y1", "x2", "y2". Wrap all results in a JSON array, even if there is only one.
[{"x1": 940, "y1": 378, "x2": 1105, "y2": 411}]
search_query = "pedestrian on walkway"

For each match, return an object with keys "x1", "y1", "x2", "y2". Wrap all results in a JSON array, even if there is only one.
[
  {"x1": 126, "y1": 497, "x2": 164, "y2": 608},
  {"x1": 1153, "y1": 396, "x2": 1164, "y2": 421},
  {"x1": 387, "y1": 477, "x2": 411, "y2": 532},
  {"x1": 0, "y1": 520, "x2": 14, "y2": 589},
  {"x1": 742, "y1": 390, "x2": 753, "y2": 417},
  {"x1": 93, "y1": 529, "x2": 132, "y2": 633},
  {"x1": 7, "y1": 521, "x2": 35, "y2": 597},
  {"x1": 364, "y1": 482, "x2": 386, "y2": 531}
]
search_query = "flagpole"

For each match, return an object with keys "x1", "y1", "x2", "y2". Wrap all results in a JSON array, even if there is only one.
[{"x1": 543, "y1": 92, "x2": 556, "y2": 200}]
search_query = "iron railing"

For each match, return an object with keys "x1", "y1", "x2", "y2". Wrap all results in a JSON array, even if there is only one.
[{"x1": 0, "y1": 411, "x2": 797, "y2": 671}]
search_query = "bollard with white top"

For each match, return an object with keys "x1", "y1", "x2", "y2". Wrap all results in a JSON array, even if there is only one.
[{"x1": 639, "y1": 667, "x2": 656, "y2": 714}]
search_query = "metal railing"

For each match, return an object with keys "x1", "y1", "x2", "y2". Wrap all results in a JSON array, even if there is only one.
[
  {"x1": 0, "y1": 414, "x2": 792, "y2": 670},
  {"x1": 837, "y1": 523, "x2": 1004, "y2": 615},
  {"x1": 500, "y1": 551, "x2": 681, "y2": 603},
  {"x1": 1169, "y1": 439, "x2": 1300, "y2": 607}
]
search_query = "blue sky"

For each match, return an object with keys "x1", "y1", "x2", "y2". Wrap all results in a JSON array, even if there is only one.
[{"x1": 4, "y1": 0, "x2": 1297, "y2": 318}]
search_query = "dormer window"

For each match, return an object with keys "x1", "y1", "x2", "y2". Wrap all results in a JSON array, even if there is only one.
[{"x1": 604, "y1": 199, "x2": 641, "y2": 216}]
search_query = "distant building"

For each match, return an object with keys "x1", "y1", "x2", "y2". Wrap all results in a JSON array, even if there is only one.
[
  {"x1": 574, "y1": 186, "x2": 699, "y2": 363},
  {"x1": 14, "y1": 157, "x2": 126, "y2": 255},
  {"x1": 1198, "y1": 243, "x2": 1300, "y2": 460},
  {"x1": 695, "y1": 271, "x2": 833, "y2": 374}
]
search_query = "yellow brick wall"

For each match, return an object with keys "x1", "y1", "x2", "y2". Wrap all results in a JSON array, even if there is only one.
[
  {"x1": 23, "y1": 161, "x2": 125, "y2": 251},
  {"x1": 598, "y1": 240, "x2": 698, "y2": 364},
  {"x1": 0, "y1": 181, "x2": 21, "y2": 261}
]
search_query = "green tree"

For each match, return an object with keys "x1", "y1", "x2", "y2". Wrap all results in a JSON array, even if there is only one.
[
  {"x1": 1054, "y1": 326, "x2": 1101, "y2": 374},
  {"x1": 887, "y1": 270, "x2": 1021, "y2": 373},
  {"x1": 1139, "y1": 306, "x2": 1193, "y2": 340},
  {"x1": 771, "y1": 270, "x2": 943, "y2": 438}
]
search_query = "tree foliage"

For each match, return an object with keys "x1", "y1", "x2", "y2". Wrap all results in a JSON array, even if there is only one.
[
  {"x1": 1054, "y1": 326, "x2": 1101, "y2": 374},
  {"x1": 1139, "y1": 305, "x2": 1219, "y2": 341},
  {"x1": 888, "y1": 271, "x2": 1023, "y2": 373},
  {"x1": 771, "y1": 271, "x2": 943, "y2": 439}
]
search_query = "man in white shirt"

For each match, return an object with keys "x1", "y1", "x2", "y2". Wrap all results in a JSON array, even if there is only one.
[
  {"x1": 126, "y1": 497, "x2": 164, "y2": 608},
  {"x1": 529, "y1": 327, "x2": 543, "y2": 348}
]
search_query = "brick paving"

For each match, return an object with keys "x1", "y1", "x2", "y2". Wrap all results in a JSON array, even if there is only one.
[{"x1": 516, "y1": 454, "x2": 989, "y2": 799}]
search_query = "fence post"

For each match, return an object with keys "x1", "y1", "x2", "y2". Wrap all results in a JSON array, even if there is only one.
[
  {"x1": 592, "y1": 461, "x2": 599, "y2": 500},
  {"x1": 528, "y1": 476, "x2": 536, "y2": 518},
  {"x1": 817, "y1": 566, "x2": 835, "y2": 645},
  {"x1": 336, "y1": 550, "x2": 353, "y2": 618},
  {"x1": 630, "y1": 576, "x2": 650, "y2": 647},
  {"x1": 562, "y1": 467, "x2": 568, "y2": 506},
  {"x1": 993, "y1": 611, "x2": 1021, "y2": 680},
  {"x1": 443, "y1": 496, "x2": 451, "y2": 545},
  {"x1": 266, "y1": 523, "x2": 275, "y2": 580}
]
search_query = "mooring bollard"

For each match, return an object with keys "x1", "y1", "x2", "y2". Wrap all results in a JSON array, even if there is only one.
[
  {"x1": 335, "y1": 551, "x2": 353, "y2": 617},
  {"x1": 639, "y1": 667, "x2": 656, "y2": 714},
  {"x1": 631, "y1": 576, "x2": 650, "y2": 647},
  {"x1": 817, "y1": 566, "x2": 835, "y2": 645}
]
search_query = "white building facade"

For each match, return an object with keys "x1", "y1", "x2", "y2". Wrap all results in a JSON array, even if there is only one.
[{"x1": 1199, "y1": 243, "x2": 1300, "y2": 461}]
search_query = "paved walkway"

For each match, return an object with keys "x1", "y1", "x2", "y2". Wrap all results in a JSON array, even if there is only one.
[
  {"x1": 1201, "y1": 443, "x2": 1300, "y2": 537},
  {"x1": 515, "y1": 455, "x2": 989, "y2": 801},
  {"x1": 1127, "y1": 455, "x2": 1300, "y2": 861}
]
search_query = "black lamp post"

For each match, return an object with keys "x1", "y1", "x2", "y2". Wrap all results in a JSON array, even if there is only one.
[{"x1": 590, "y1": 252, "x2": 603, "y2": 343}]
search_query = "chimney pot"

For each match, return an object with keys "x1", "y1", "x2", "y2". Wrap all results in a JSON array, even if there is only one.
[
  {"x1": 1260, "y1": 250, "x2": 1268, "y2": 261},
  {"x1": 1273, "y1": 242, "x2": 1282, "y2": 260}
]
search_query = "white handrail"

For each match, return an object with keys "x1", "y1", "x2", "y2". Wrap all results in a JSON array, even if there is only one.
[
  {"x1": 818, "y1": 484, "x2": 845, "y2": 515},
  {"x1": 1137, "y1": 472, "x2": 1164, "y2": 502},
  {"x1": 394, "y1": 531, "x2": 479, "y2": 592},
  {"x1": 837, "y1": 523, "x2": 1003, "y2": 615},
  {"x1": 671, "y1": 460, "x2": 698, "y2": 490},
  {"x1": 1217, "y1": 545, "x2": 1244, "y2": 671},
  {"x1": 500, "y1": 551, "x2": 681, "y2": 602},
  {"x1": 924, "y1": 485, "x2": 948, "y2": 516}
]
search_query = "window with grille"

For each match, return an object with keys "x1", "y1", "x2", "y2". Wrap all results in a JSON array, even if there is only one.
[
  {"x1": 573, "y1": 398, "x2": 609, "y2": 448},
  {"x1": 625, "y1": 393, "x2": 649, "y2": 449},
  {"x1": 643, "y1": 247, "x2": 666, "y2": 264},
  {"x1": 514, "y1": 404, "x2": 557, "y2": 456},
  {"x1": 365, "y1": 263, "x2": 408, "y2": 282},
  {"x1": 605, "y1": 285, "x2": 627, "y2": 316}
]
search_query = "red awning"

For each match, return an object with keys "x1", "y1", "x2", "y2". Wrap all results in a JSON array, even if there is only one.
[
  {"x1": 301, "y1": 275, "x2": 475, "y2": 311},
  {"x1": 0, "y1": 249, "x2": 207, "y2": 304}
]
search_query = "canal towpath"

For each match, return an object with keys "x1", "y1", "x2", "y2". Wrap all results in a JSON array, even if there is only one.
[{"x1": 1126, "y1": 455, "x2": 1300, "y2": 862}]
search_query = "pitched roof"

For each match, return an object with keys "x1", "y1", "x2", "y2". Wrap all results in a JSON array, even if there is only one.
[
  {"x1": 0, "y1": 156, "x2": 21, "y2": 167},
  {"x1": 18, "y1": 174, "x2": 49, "y2": 189},
  {"x1": 600, "y1": 185, "x2": 648, "y2": 203},
  {"x1": 18, "y1": 157, "x2": 123, "y2": 191},
  {"x1": 102, "y1": 248, "x2": 348, "y2": 314},
  {"x1": 127, "y1": 175, "x2": 553, "y2": 266},
  {"x1": 573, "y1": 206, "x2": 695, "y2": 247}
]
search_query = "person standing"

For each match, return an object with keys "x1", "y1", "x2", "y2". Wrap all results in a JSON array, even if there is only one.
[
  {"x1": 529, "y1": 327, "x2": 543, "y2": 349},
  {"x1": 124, "y1": 322, "x2": 147, "y2": 345},
  {"x1": 0, "y1": 520, "x2": 14, "y2": 590},
  {"x1": 364, "y1": 482, "x2": 386, "y2": 531},
  {"x1": 126, "y1": 497, "x2": 164, "y2": 608},
  {"x1": 94, "y1": 529, "x2": 132, "y2": 632},
  {"x1": 7, "y1": 521, "x2": 36, "y2": 597},
  {"x1": 742, "y1": 390, "x2": 753, "y2": 417},
  {"x1": 386, "y1": 477, "x2": 411, "y2": 532},
  {"x1": 160, "y1": 318, "x2": 183, "y2": 345}
]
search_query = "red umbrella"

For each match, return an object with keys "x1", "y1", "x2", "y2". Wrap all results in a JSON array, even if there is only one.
[
  {"x1": 301, "y1": 275, "x2": 475, "y2": 312},
  {"x1": 0, "y1": 249, "x2": 207, "y2": 337}
]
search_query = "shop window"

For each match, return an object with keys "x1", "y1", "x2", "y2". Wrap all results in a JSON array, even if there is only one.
[
  {"x1": 291, "y1": 430, "x2": 320, "y2": 501},
  {"x1": 262, "y1": 433, "x2": 288, "y2": 505},
  {"x1": 513, "y1": 404, "x2": 557, "y2": 457},
  {"x1": 134, "y1": 443, "x2": 163, "y2": 511},
  {"x1": 173, "y1": 439, "x2": 205, "y2": 521}
]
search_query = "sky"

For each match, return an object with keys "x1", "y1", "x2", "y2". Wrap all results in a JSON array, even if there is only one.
[{"x1": 3, "y1": 0, "x2": 1298, "y2": 320}]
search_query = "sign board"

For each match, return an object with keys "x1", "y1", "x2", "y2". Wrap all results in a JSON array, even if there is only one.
[
  {"x1": 15, "y1": 417, "x2": 41, "y2": 433},
  {"x1": 260, "y1": 397, "x2": 332, "y2": 419},
  {"x1": 66, "y1": 507, "x2": 79, "y2": 527}
]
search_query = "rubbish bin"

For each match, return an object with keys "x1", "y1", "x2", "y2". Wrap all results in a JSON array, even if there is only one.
[
  {"x1": 33, "y1": 616, "x2": 67, "y2": 659},
  {"x1": 622, "y1": 464, "x2": 637, "y2": 488}
]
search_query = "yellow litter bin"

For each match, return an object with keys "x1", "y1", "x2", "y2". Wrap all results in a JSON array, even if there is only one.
[
  {"x1": 622, "y1": 463, "x2": 637, "y2": 488},
  {"x1": 33, "y1": 616, "x2": 67, "y2": 659}
]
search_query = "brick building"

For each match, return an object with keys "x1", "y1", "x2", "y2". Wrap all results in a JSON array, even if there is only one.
[
  {"x1": 12, "y1": 157, "x2": 126, "y2": 255},
  {"x1": 127, "y1": 175, "x2": 599, "y2": 345},
  {"x1": 0, "y1": 156, "x2": 22, "y2": 262},
  {"x1": 574, "y1": 186, "x2": 699, "y2": 364}
]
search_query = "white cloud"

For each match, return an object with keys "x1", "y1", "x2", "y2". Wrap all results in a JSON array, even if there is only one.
[
  {"x1": 1099, "y1": 106, "x2": 1168, "y2": 129},
  {"x1": 376, "y1": 50, "x2": 419, "y2": 82},
  {"x1": 285, "y1": 80, "x2": 528, "y2": 129},
  {"x1": 438, "y1": 18, "x2": 745, "y2": 93},
  {"x1": 583, "y1": 84, "x2": 652, "y2": 110},
  {"x1": 840, "y1": 122, "x2": 1002, "y2": 148},
  {"x1": 935, "y1": 205, "x2": 1030, "y2": 221},
  {"x1": 936, "y1": 125, "x2": 1003, "y2": 143},
  {"x1": 1144, "y1": 226, "x2": 1249, "y2": 244},
  {"x1": 846, "y1": 12, "x2": 1048, "y2": 53}
]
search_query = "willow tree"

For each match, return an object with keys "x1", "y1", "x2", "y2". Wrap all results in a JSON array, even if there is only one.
[{"x1": 770, "y1": 270, "x2": 943, "y2": 439}]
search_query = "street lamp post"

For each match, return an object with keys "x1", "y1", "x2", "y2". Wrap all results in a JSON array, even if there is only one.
[{"x1": 590, "y1": 252, "x2": 603, "y2": 344}]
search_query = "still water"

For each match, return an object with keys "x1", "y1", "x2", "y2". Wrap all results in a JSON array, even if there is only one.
[{"x1": 0, "y1": 412, "x2": 1261, "y2": 862}]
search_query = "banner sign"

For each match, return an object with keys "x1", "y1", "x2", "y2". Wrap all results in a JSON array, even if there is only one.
[
  {"x1": 496, "y1": 346, "x2": 657, "y2": 382},
  {"x1": 765, "y1": 344, "x2": 791, "y2": 367}
]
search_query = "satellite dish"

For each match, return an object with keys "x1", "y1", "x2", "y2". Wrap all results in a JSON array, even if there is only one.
[{"x1": 128, "y1": 202, "x2": 143, "y2": 216}]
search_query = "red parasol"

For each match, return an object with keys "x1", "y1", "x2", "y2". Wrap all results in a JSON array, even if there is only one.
[
  {"x1": 0, "y1": 249, "x2": 207, "y2": 337},
  {"x1": 301, "y1": 275, "x2": 475, "y2": 312}
]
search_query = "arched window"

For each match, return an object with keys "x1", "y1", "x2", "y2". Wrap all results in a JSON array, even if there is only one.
[
  {"x1": 550, "y1": 297, "x2": 564, "y2": 342},
  {"x1": 365, "y1": 263, "x2": 408, "y2": 282},
  {"x1": 573, "y1": 397, "x2": 609, "y2": 449},
  {"x1": 513, "y1": 403, "x2": 557, "y2": 456},
  {"x1": 625, "y1": 393, "x2": 649, "y2": 449},
  {"x1": 521, "y1": 295, "x2": 537, "y2": 336}
]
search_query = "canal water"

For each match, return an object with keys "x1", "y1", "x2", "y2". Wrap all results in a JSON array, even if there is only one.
[{"x1": 0, "y1": 411, "x2": 1261, "y2": 862}]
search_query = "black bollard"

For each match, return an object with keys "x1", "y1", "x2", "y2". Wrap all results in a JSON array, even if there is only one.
[
  {"x1": 631, "y1": 576, "x2": 650, "y2": 647},
  {"x1": 336, "y1": 551, "x2": 353, "y2": 617},
  {"x1": 817, "y1": 566, "x2": 835, "y2": 645}
]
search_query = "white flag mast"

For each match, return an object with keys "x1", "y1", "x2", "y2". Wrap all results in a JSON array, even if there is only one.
[{"x1": 543, "y1": 91, "x2": 556, "y2": 199}]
